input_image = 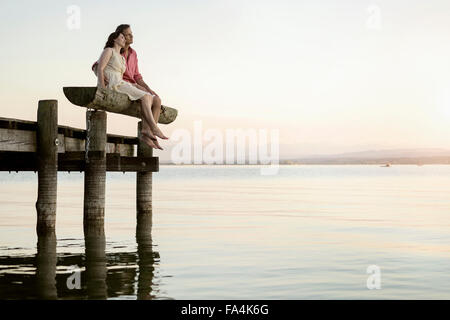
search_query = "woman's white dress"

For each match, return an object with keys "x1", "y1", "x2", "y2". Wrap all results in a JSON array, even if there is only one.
[{"x1": 97, "y1": 48, "x2": 151, "y2": 101}]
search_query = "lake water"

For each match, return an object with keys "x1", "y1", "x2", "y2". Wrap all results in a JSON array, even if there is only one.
[{"x1": 0, "y1": 165, "x2": 450, "y2": 299}]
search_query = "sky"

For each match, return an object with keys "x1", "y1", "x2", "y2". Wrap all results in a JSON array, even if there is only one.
[{"x1": 1, "y1": 0, "x2": 450, "y2": 160}]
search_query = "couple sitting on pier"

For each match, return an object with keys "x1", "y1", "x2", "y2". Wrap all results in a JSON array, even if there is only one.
[{"x1": 93, "y1": 24, "x2": 168, "y2": 150}]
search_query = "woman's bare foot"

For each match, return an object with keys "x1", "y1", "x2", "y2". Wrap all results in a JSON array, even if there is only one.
[
  {"x1": 139, "y1": 134, "x2": 158, "y2": 149},
  {"x1": 150, "y1": 124, "x2": 169, "y2": 140},
  {"x1": 141, "y1": 129, "x2": 156, "y2": 140},
  {"x1": 151, "y1": 137, "x2": 164, "y2": 150},
  {"x1": 142, "y1": 132, "x2": 163, "y2": 150}
]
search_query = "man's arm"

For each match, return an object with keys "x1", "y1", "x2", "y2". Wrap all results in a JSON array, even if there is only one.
[
  {"x1": 92, "y1": 61, "x2": 109, "y2": 85},
  {"x1": 97, "y1": 48, "x2": 113, "y2": 89},
  {"x1": 92, "y1": 62, "x2": 98, "y2": 75},
  {"x1": 134, "y1": 55, "x2": 159, "y2": 97},
  {"x1": 136, "y1": 78, "x2": 158, "y2": 97}
]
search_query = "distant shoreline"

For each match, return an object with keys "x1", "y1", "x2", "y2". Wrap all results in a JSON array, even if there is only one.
[
  {"x1": 279, "y1": 157, "x2": 450, "y2": 165},
  {"x1": 159, "y1": 160, "x2": 450, "y2": 166},
  {"x1": 160, "y1": 152, "x2": 450, "y2": 166}
]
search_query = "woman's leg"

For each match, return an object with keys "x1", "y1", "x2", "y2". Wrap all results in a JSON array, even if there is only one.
[
  {"x1": 140, "y1": 94, "x2": 169, "y2": 140},
  {"x1": 140, "y1": 95, "x2": 161, "y2": 149},
  {"x1": 140, "y1": 94, "x2": 155, "y2": 138}
]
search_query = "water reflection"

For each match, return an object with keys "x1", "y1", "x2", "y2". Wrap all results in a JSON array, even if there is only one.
[
  {"x1": 0, "y1": 212, "x2": 162, "y2": 300},
  {"x1": 136, "y1": 213, "x2": 159, "y2": 300},
  {"x1": 84, "y1": 225, "x2": 107, "y2": 299},
  {"x1": 36, "y1": 231, "x2": 57, "y2": 299}
]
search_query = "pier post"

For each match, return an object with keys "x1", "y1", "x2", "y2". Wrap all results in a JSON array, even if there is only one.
[
  {"x1": 83, "y1": 110, "x2": 107, "y2": 231},
  {"x1": 136, "y1": 121, "x2": 153, "y2": 215},
  {"x1": 84, "y1": 107, "x2": 107, "y2": 299},
  {"x1": 36, "y1": 100, "x2": 58, "y2": 234}
]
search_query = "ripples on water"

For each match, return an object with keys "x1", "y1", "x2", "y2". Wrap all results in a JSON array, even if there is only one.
[{"x1": 0, "y1": 165, "x2": 450, "y2": 299}]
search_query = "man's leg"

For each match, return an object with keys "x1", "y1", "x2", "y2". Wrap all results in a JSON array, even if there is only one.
[{"x1": 151, "y1": 95, "x2": 162, "y2": 124}]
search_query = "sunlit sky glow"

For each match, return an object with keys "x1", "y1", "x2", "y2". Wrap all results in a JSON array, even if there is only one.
[{"x1": 1, "y1": 0, "x2": 450, "y2": 159}]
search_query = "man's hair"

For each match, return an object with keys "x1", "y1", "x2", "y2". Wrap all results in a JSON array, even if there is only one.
[{"x1": 116, "y1": 24, "x2": 131, "y2": 34}]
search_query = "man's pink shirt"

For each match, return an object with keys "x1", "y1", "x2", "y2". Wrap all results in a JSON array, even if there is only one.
[{"x1": 93, "y1": 47, "x2": 143, "y2": 84}]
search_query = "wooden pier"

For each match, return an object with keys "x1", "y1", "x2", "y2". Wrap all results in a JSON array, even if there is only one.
[{"x1": 0, "y1": 87, "x2": 177, "y2": 235}]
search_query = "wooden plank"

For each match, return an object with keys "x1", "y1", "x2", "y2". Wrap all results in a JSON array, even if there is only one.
[
  {"x1": 63, "y1": 86, "x2": 178, "y2": 124},
  {"x1": 58, "y1": 124, "x2": 138, "y2": 145},
  {"x1": 0, "y1": 128, "x2": 63, "y2": 153},
  {"x1": 1, "y1": 128, "x2": 136, "y2": 155},
  {"x1": 59, "y1": 151, "x2": 105, "y2": 161},
  {"x1": 62, "y1": 136, "x2": 84, "y2": 152},
  {"x1": 106, "y1": 133, "x2": 138, "y2": 145},
  {"x1": 0, "y1": 128, "x2": 36, "y2": 152},
  {"x1": 0, "y1": 117, "x2": 37, "y2": 131},
  {"x1": 111, "y1": 155, "x2": 159, "y2": 172},
  {"x1": 0, "y1": 151, "x2": 158, "y2": 172},
  {"x1": 61, "y1": 137, "x2": 134, "y2": 156},
  {"x1": 59, "y1": 152, "x2": 158, "y2": 172},
  {"x1": 106, "y1": 142, "x2": 134, "y2": 156}
]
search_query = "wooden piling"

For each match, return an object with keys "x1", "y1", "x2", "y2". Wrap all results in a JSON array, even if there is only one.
[
  {"x1": 35, "y1": 100, "x2": 58, "y2": 234},
  {"x1": 136, "y1": 121, "x2": 153, "y2": 215},
  {"x1": 83, "y1": 110, "x2": 107, "y2": 230}
]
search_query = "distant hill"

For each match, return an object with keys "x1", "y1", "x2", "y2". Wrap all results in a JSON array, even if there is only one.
[
  {"x1": 158, "y1": 148, "x2": 450, "y2": 165},
  {"x1": 283, "y1": 148, "x2": 450, "y2": 165}
]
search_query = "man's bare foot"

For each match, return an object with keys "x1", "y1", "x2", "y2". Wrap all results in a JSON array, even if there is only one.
[
  {"x1": 150, "y1": 124, "x2": 169, "y2": 140},
  {"x1": 142, "y1": 132, "x2": 163, "y2": 150},
  {"x1": 139, "y1": 134, "x2": 158, "y2": 149}
]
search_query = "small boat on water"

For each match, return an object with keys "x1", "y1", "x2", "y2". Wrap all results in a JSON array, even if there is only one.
[{"x1": 381, "y1": 163, "x2": 391, "y2": 167}]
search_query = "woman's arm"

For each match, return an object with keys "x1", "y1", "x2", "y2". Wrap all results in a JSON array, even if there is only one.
[{"x1": 97, "y1": 48, "x2": 113, "y2": 89}]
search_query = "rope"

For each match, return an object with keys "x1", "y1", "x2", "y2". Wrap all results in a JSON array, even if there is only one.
[{"x1": 85, "y1": 108, "x2": 94, "y2": 163}]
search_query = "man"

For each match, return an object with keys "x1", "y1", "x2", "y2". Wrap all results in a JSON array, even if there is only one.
[{"x1": 92, "y1": 24, "x2": 163, "y2": 123}]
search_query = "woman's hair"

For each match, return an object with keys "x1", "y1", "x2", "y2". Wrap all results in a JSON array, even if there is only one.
[
  {"x1": 104, "y1": 31, "x2": 122, "y2": 49},
  {"x1": 103, "y1": 25, "x2": 130, "y2": 53}
]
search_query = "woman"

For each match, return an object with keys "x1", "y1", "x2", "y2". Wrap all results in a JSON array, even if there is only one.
[{"x1": 96, "y1": 31, "x2": 168, "y2": 150}]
